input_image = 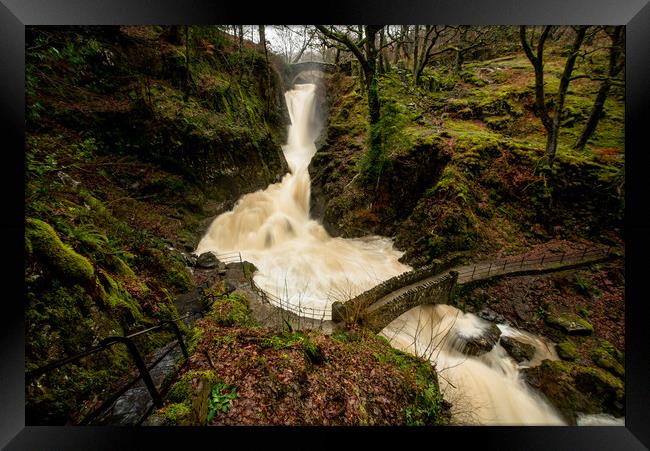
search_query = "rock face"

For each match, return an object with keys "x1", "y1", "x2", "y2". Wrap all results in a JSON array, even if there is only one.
[
  {"x1": 461, "y1": 323, "x2": 502, "y2": 356},
  {"x1": 522, "y1": 359, "x2": 625, "y2": 424},
  {"x1": 500, "y1": 336, "x2": 536, "y2": 363},
  {"x1": 545, "y1": 312, "x2": 593, "y2": 335},
  {"x1": 196, "y1": 252, "x2": 219, "y2": 269}
]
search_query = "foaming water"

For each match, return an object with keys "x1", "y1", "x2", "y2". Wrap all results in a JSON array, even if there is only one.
[
  {"x1": 196, "y1": 83, "x2": 410, "y2": 317},
  {"x1": 576, "y1": 413, "x2": 625, "y2": 426},
  {"x1": 381, "y1": 305, "x2": 566, "y2": 425}
]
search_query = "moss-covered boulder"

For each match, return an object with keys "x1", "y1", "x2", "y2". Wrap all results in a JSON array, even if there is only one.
[
  {"x1": 26, "y1": 217, "x2": 94, "y2": 284},
  {"x1": 545, "y1": 312, "x2": 593, "y2": 335},
  {"x1": 522, "y1": 359, "x2": 624, "y2": 423},
  {"x1": 556, "y1": 340, "x2": 580, "y2": 361},
  {"x1": 206, "y1": 291, "x2": 251, "y2": 327},
  {"x1": 590, "y1": 346, "x2": 625, "y2": 378},
  {"x1": 500, "y1": 336, "x2": 536, "y2": 363}
]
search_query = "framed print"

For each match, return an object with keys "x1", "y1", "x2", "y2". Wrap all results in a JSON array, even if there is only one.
[{"x1": 2, "y1": 0, "x2": 649, "y2": 449}]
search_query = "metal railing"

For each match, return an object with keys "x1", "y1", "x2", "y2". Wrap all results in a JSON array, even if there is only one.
[
  {"x1": 455, "y1": 245, "x2": 618, "y2": 283},
  {"x1": 216, "y1": 251, "x2": 332, "y2": 320},
  {"x1": 26, "y1": 312, "x2": 199, "y2": 425}
]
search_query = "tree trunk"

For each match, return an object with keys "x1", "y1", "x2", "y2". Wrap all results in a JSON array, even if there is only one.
[
  {"x1": 412, "y1": 25, "x2": 420, "y2": 79},
  {"x1": 393, "y1": 26, "x2": 403, "y2": 65},
  {"x1": 548, "y1": 26, "x2": 587, "y2": 162},
  {"x1": 258, "y1": 25, "x2": 271, "y2": 115},
  {"x1": 378, "y1": 27, "x2": 386, "y2": 74},
  {"x1": 364, "y1": 26, "x2": 380, "y2": 125},
  {"x1": 454, "y1": 27, "x2": 468, "y2": 74},
  {"x1": 238, "y1": 25, "x2": 244, "y2": 51},
  {"x1": 166, "y1": 26, "x2": 182, "y2": 45},
  {"x1": 183, "y1": 26, "x2": 190, "y2": 100},
  {"x1": 574, "y1": 26, "x2": 624, "y2": 151}
]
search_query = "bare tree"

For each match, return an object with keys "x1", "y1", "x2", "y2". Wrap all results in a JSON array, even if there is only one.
[
  {"x1": 412, "y1": 26, "x2": 453, "y2": 85},
  {"x1": 520, "y1": 26, "x2": 589, "y2": 164},
  {"x1": 315, "y1": 25, "x2": 385, "y2": 186},
  {"x1": 573, "y1": 26, "x2": 625, "y2": 151}
]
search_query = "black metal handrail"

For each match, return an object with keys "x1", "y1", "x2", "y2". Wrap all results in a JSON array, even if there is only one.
[{"x1": 26, "y1": 311, "x2": 199, "y2": 425}]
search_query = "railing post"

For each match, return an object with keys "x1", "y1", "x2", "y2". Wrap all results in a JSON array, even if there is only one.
[
  {"x1": 540, "y1": 254, "x2": 545, "y2": 265},
  {"x1": 118, "y1": 337, "x2": 163, "y2": 408},
  {"x1": 560, "y1": 252, "x2": 565, "y2": 264},
  {"x1": 521, "y1": 255, "x2": 525, "y2": 269},
  {"x1": 167, "y1": 321, "x2": 189, "y2": 359},
  {"x1": 582, "y1": 247, "x2": 588, "y2": 259},
  {"x1": 471, "y1": 265, "x2": 476, "y2": 280},
  {"x1": 487, "y1": 262, "x2": 492, "y2": 276},
  {"x1": 503, "y1": 260, "x2": 507, "y2": 271}
]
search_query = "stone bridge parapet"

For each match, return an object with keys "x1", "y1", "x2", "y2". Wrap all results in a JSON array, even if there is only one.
[{"x1": 331, "y1": 253, "x2": 465, "y2": 323}]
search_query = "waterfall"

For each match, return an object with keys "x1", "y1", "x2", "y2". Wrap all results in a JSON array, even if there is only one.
[{"x1": 195, "y1": 83, "x2": 410, "y2": 318}]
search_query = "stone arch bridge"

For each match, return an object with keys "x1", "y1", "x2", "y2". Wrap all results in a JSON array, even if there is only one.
[
  {"x1": 288, "y1": 61, "x2": 337, "y2": 85},
  {"x1": 331, "y1": 246, "x2": 618, "y2": 333}
]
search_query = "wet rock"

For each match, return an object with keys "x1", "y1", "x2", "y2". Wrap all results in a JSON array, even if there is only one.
[
  {"x1": 461, "y1": 323, "x2": 501, "y2": 356},
  {"x1": 522, "y1": 359, "x2": 625, "y2": 424},
  {"x1": 477, "y1": 307, "x2": 506, "y2": 324},
  {"x1": 545, "y1": 313, "x2": 593, "y2": 335},
  {"x1": 183, "y1": 253, "x2": 198, "y2": 267},
  {"x1": 500, "y1": 336, "x2": 536, "y2": 363},
  {"x1": 556, "y1": 340, "x2": 580, "y2": 361},
  {"x1": 224, "y1": 280, "x2": 238, "y2": 294},
  {"x1": 196, "y1": 252, "x2": 219, "y2": 269},
  {"x1": 512, "y1": 297, "x2": 532, "y2": 322}
]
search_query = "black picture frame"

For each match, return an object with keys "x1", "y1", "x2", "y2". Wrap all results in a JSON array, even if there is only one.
[{"x1": 2, "y1": 1, "x2": 648, "y2": 449}]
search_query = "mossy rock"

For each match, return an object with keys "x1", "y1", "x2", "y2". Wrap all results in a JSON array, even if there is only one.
[
  {"x1": 590, "y1": 347, "x2": 625, "y2": 378},
  {"x1": 556, "y1": 340, "x2": 580, "y2": 361},
  {"x1": 242, "y1": 261, "x2": 258, "y2": 279},
  {"x1": 26, "y1": 217, "x2": 94, "y2": 284},
  {"x1": 522, "y1": 359, "x2": 624, "y2": 423},
  {"x1": 500, "y1": 335, "x2": 536, "y2": 363},
  {"x1": 545, "y1": 312, "x2": 593, "y2": 335},
  {"x1": 598, "y1": 339, "x2": 624, "y2": 365},
  {"x1": 208, "y1": 292, "x2": 251, "y2": 326}
]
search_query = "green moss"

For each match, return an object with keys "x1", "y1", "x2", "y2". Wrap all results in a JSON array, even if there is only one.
[
  {"x1": 590, "y1": 347, "x2": 625, "y2": 378},
  {"x1": 545, "y1": 312, "x2": 593, "y2": 335},
  {"x1": 168, "y1": 370, "x2": 218, "y2": 404},
  {"x1": 160, "y1": 402, "x2": 191, "y2": 426},
  {"x1": 242, "y1": 261, "x2": 258, "y2": 279},
  {"x1": 96, "y1": 269, "x2": 144, "y2": 322},
  {"x1": 26, "y1": 217, "x2": 95, "y2": 284},
  {"x1": 556, "y1": 340, "x2": 580, "y2": 361},
  {"x1": 257, "y1": 330, "x2": 323, "y2": 363},
  {"x1": 207, "y1": 292, "x2": 251, "y2": 326},
  {"x1": 186, "y1": 325, "x2": 204, "y2": 355},
  {"x1": 598, "y1": 340, "x2": 624, "y2": 365}
]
